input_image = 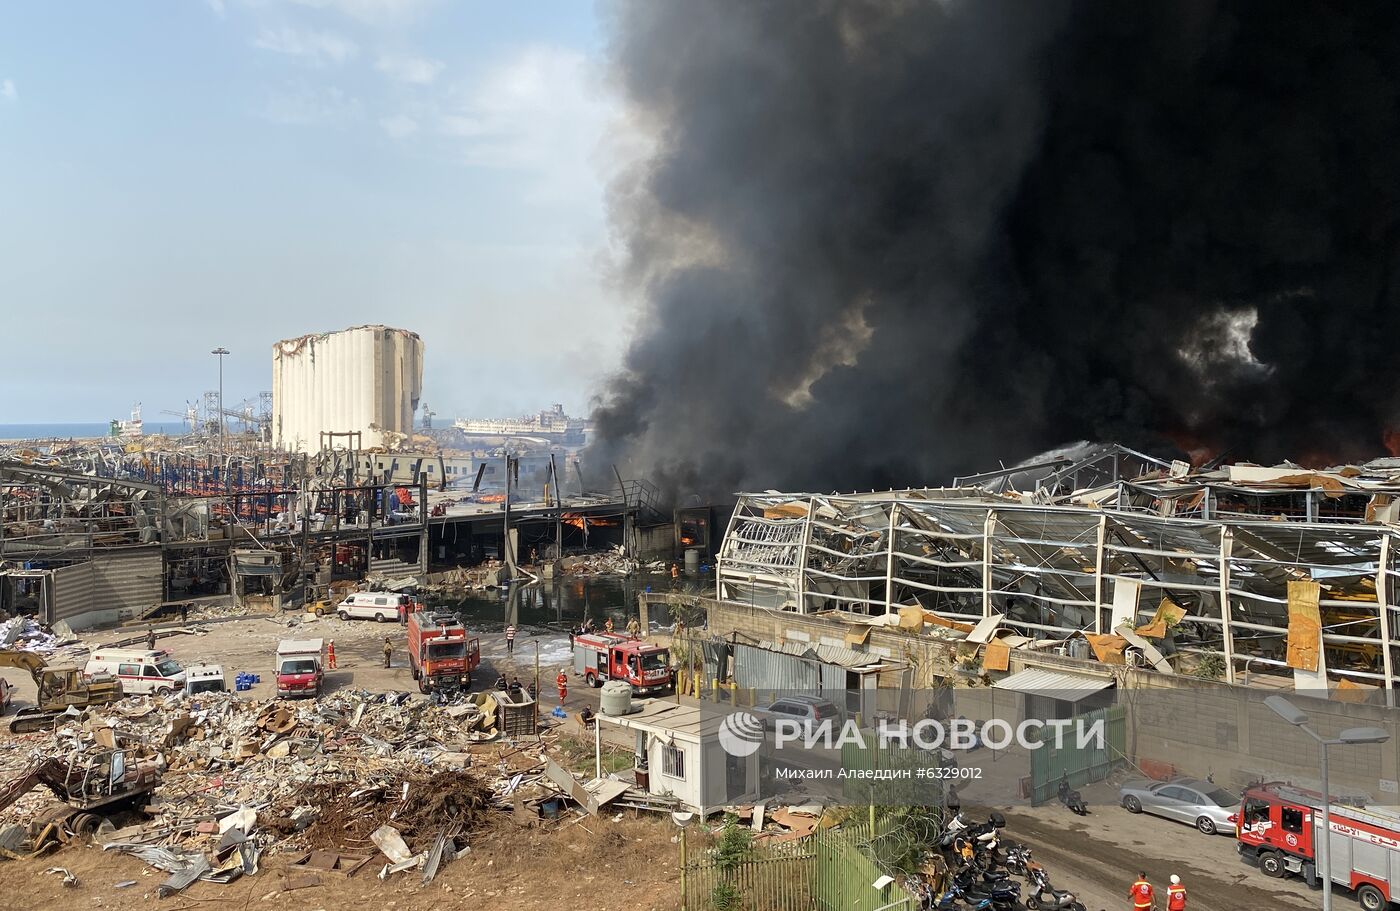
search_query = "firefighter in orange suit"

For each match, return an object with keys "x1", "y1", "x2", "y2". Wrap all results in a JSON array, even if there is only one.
[
  {"x1": 556, "y1": 669, "x2": 568, "y2": 703},
  {"x1": 1129, "y1": 872, "x2": 1154, "y2": 910},
  {"x1": 327, "y1": 640, "x2": 337, "y2": 669},
  {"x1": 1166, "y1": 874, "x2": 1186, "y2": 910}
]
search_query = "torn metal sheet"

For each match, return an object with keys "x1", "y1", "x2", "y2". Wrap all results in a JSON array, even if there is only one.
[
  {"x1": 1115, "y1": 623, "x2": 1174, "y2": 674},
  {"x1": 369, "y1": 825, "x2": 413, "y2": 864},
  {"x1": 966, "y1": 613, "x2": 1005, "y2": 645}
]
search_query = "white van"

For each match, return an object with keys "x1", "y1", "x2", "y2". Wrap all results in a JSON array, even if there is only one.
[
  {"x1": 337, "y1": 591, "x2": 411, "y2": 622},
  {"x1": 85, "y1": 649, "x2": 187, "y2": 696},
  {"x1": 184, "y1": 663, "x2": 226, "y2": 696}
]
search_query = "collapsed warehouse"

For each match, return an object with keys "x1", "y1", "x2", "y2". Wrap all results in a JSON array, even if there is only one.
[
  {"x1": 714, "y1": 445, "x2": 1400, "y2": 701},
  {"x1": 0, "y1": 444, "x2": 636, "y2": 629}
]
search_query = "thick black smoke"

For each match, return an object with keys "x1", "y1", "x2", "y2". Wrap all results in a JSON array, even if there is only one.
[{"x1": 589, "y1": 1, "x2": 1400, "y2": 500}]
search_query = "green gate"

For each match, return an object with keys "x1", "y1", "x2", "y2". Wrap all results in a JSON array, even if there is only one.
[{"x1": 1029, "y1": 704, "x2": 1126, "y2": 805}]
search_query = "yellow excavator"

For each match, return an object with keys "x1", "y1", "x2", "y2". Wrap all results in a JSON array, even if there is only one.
[{"x1": 0, "y1": 649, "x2": 123, "y2": 733}]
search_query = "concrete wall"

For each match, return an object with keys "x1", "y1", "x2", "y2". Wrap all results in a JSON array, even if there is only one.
[
  {"x1": 670, "y1": 595, "x2": 1400, "y2": 802},
  {"x1": 272, "y1": 325, "x2": 423, "y2": 454}
]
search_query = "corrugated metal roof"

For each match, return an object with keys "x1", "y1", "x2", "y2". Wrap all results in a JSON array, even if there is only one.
[
  {"x1": 758, "y1": 640, "x2": 884, "y2": 669},
  {"x1": 992, "y1": 667, "x2": 1114, "y2": 702}
]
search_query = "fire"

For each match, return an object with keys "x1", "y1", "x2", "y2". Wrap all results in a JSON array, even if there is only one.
[
  {"x1": 476, "y1": 493, "x2": 506, "y2": 504},
  {"x1": 561, "y1": 512, "x2": 618, "y2": 529}
]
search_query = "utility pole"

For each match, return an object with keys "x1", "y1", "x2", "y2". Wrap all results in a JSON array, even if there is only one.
[{"x1": 211, "y1": 347, "x2": 229, "y2": 457}]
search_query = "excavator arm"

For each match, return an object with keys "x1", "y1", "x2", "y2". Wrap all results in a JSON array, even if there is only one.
[
  {"x1": 0, "y1": 649, "x2": 48, "y2": 688},
  {"x1": 0, "y1": 757, "x2": 65, "y2": 816}
]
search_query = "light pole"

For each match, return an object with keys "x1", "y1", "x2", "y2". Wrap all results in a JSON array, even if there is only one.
[
  {"x1": 1264, "y1": 695, "x2": 1390, "y2": 911},
  {"x1": 211, "y1": 347, "x2": 229, "y2": 456}
]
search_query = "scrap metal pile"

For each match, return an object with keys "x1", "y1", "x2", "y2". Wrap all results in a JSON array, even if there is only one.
[{"x1": 0, "y1": 687, "x2": 620, "y2": 893}]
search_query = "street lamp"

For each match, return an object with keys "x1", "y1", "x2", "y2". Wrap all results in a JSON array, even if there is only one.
[
  {"x1": 1264, "y1": 694, "x2": 1390, "y2": 911},
  {"x1": 211, "y1": 347, "x2": 229, "y2": 456}
]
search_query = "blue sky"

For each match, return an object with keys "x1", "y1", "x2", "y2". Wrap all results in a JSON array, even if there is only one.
[{"x1": 0, "y1": 0, "x2": 630, "y2": 424}]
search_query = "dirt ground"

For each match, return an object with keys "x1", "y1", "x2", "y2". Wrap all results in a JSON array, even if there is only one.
[
  {"x1": 0, "y1": 815, "x2": 679, "y2": 911},
  {"x1": 1, "y1": 611, "x2": 1322, "y2": 910}
]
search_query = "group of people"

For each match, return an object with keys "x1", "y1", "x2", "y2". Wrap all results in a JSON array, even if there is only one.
[{"x1": 1130, "y1": 872, "x2": 1187, "y2": 910}]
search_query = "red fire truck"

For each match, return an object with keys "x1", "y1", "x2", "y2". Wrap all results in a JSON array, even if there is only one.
[
  {"x1": 1237, "y1": 782, "x2": 1400, "y2": 910},
  {"x1": 572, "y1": 632, "x2": 672, "y2": 695},
  {"x1": 407, "y1": 611, "x2": 480, "y2": 694}
]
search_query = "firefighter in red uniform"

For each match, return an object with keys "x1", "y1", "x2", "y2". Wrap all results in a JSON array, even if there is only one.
[
  {"x1": 1129, "y1": 872, "x2": 1154, "y2": 910},
  {"x1": 1166, "y1": 874, "x2": 1185, "y2": 910},
  {"x1": 556, "y1": 669, "x2": 568, "y2": 703},
  {"x1": 327, "y1": 640, "x2": 337, "y2": 669}
]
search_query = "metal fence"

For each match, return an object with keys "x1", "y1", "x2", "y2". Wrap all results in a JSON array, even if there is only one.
[
  {"x1": 681, "y1": 821, "x2": 916, "y2": 911},
  {"x1": 1029, "y1": 704, "x2": 1127, "y2": 805}
]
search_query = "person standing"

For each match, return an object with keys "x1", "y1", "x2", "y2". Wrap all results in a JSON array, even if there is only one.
[
  {"x1": 327, "y1": 640, "x2": 337, "y2": 670},
  {"x1": 146, "y1": 627, "x2": 157, "y2": 650},
  {"x1": 1129, "y1": 872, "x2": 1154, "y2": 911},
  {"x1": 505, "y1": 623, "x2": 516, "y2": 655},
  {"x1": 1166, "y1": 874, "x2": 1186, "y2": 910},
  {"x1": 382, "y1": 636, "x2": 393, "y2": 668},
  {"x1": 556, "y1": 669, "x2": 568, "y2": 704},
  {"x1": 604, "y1": 617, "x2": 614, "y2": 634},
  {"x1": 626, "y1": 616, "x2": 640, "y2": 637}
]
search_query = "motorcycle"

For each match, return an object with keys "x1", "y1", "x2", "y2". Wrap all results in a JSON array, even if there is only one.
[
  {"x1": 1057, "y1": 773, "x2": 1088, "y2": 816},
  {"x1": 930, "y1": 882, "x2": 992, "y2": 911},
  {"x1": 1003, "y1": 844, "x2": 1035, "y2": 877},
  {"x1": 1025, "y1": 867, "x2": 1086, "y2": 911},
  {"x1": 954, "y1": 868, "x2": 1020, "y2": 911}
]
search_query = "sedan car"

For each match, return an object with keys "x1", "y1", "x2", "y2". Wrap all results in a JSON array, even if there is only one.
[{"x1": 1119, "y1": 777, "x2": 1239, "y2": 835}]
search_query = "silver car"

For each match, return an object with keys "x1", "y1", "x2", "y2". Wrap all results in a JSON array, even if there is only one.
[{"x1": 1119, "y1": 777, "x2": 1239, "y2": 835}]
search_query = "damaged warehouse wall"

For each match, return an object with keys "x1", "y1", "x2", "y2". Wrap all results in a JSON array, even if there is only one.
[
  {"x1": 47, "y1": 547, "x2": 163, "y2": 628},
  {"x1": 689, "y1": 595, "x2": 1400, "y2": 801},
  {"x1": 272, "y1": 325, "x2": 423, "y2": 454},
  {"x1": 715, "y1": 452, "x2": 1400, "y2": 699}
]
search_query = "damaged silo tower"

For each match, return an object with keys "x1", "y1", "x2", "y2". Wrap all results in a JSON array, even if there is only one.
[{"x1": 272, "y1": 325, "x2": 423, "y2": 453}]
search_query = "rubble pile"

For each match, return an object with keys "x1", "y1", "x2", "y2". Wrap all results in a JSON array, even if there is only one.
[
  {"x1": 0, "y1": 684, "x2": 648, "y2": 891},
  {"x1": 0, "y1": 617, "x2": 77, "y2": 656},
  {"x1": 561, "y1": 547, "x2": 663, "y2": 578}
]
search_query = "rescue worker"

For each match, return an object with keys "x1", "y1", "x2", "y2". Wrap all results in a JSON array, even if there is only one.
[
  {"x1": 528, "y1": 679, "x2": 538, "y2": 701},
  {"x1": 382, "y1": 636, "x2": 393, "y2": 668},
  {"x1": 1166, "y1": 874, "x2": 1186, "y2": 911},
  {"x1": 604, "y1": 617, "x2": 615, "y2": 634},
  {"x1": 626, "y1": 616, "x2": 640, "y2": 636},
  {"x1": 509, "y1": 677, "x2": 524, "y2": 701},
  {"x1": 1129, "y1": 872, "x2": 1154, "y2": 911},
  {"x1": 505, "y1": 623, "x2": 516, "y2": 655},
  {"x1": 671, "y1": 563, "x2": 679, "y2": 580},
  {"x1": 146, "y1": 628, "x2": 157, "y2": 650},
  {"x1": 327, "y1": 640, "x2": 337, "y2": 669},
  {"x1": 556, "y1": 669, "x2": 568, "y2": 703}
]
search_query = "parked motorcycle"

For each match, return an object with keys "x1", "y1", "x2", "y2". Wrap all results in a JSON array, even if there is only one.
[
  {"x1": 1025, "y1": 867, "x2": 1086, "y2": 911},
  {"x1": 1057, "y1": 773, "x2": 1088, "y2": 816}
]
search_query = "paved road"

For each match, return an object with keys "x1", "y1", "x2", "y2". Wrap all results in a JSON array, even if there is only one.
[{"x1": 980, "y1": 781, "x2": 1318, "y2": 911}]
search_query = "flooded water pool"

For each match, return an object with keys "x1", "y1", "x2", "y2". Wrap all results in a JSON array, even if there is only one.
[{"x1": 428, "y1": 570, "x2": 711, "y2": 635}]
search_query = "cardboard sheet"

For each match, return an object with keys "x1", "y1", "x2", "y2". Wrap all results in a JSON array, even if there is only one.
[
  {"x1": 982, "y1": 640, "x2": 1011, "y2": 672},
  {"x1": 897, "y1": 606, "x2": 924, "y2": 631},
  {"x1": 1136, "y1": 598, "x2": 1188, "y2": 639},
  {"x1": 1084, "y1": 633, "x2": 1129, "y2": 665},
  {"x1": 923, "y1": 613, "x2": 975, "y2": 634},
  {"x1": 1286, "y1": 580, "x2": 1322, "y2": 672}
]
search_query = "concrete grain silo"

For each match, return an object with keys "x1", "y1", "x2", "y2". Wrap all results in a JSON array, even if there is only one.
[{"x1": 272, "y1": 325, "x2": 423, "y2": 453}]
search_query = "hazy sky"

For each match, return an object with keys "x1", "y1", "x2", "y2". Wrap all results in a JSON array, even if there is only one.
[{"x1": 0, "y1": 0, "x2": 630, "y2": 424}]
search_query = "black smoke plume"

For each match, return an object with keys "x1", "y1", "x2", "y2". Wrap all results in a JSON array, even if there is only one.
[{"x1": 589, "y1": 1, "x2": 1400, "y2": 500}]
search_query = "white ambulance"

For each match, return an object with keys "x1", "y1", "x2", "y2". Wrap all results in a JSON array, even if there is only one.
[
  {"x1": 85, "y1": 649, "x2": 187, "y2": 696},
  {"x1": 337, "y1": 591, "x2": 412, "y2": 622}
]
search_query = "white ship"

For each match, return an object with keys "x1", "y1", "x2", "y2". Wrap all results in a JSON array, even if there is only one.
[{"x1": 453, "y1": 404, "x2": 590, "y2": 443}]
